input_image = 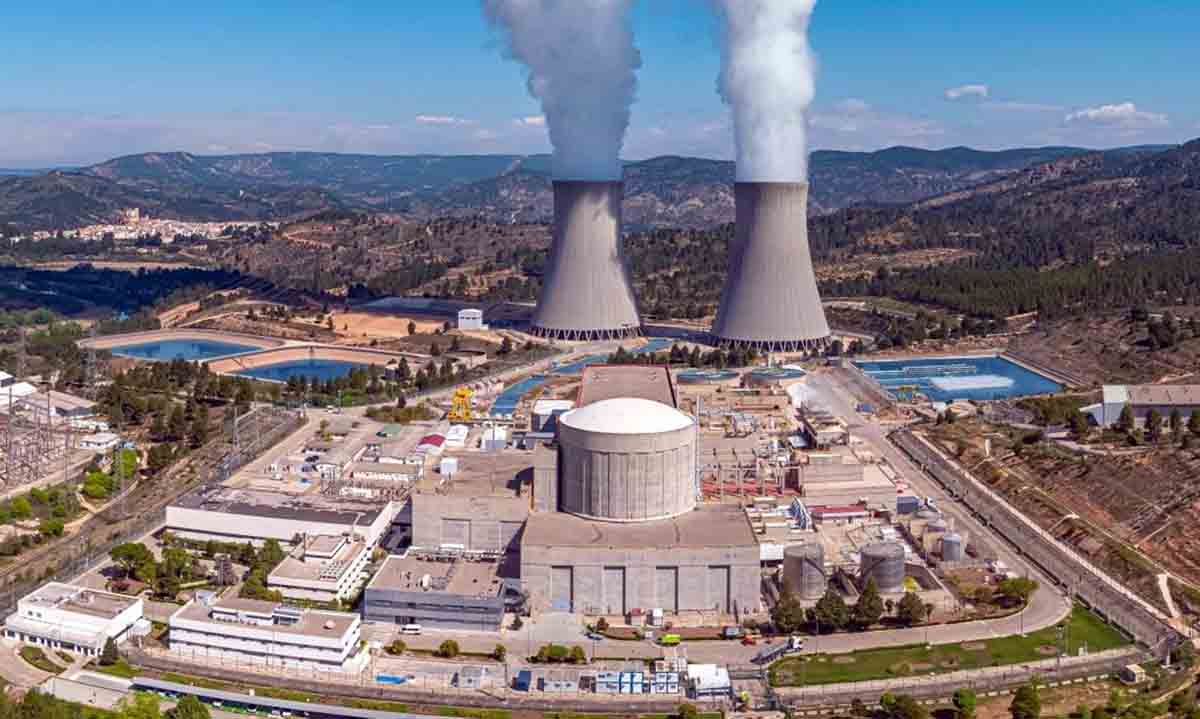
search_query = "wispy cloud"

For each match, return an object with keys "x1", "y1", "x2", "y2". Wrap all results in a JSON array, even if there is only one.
[
  {"x1": 945, "y1": 84, "x2": 990, "y2": 100},
  {"x1": 414, "y1": 114, "x2": 474, "y2": 126},
  {"x1": 1065, "y1": 102, "x2": 1168, "y2": 129},
  {"x1": 982, "y1": 101, "x2": 1063, "y2": 113}
]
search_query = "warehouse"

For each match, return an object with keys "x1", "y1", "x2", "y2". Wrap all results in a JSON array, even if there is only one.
[
  {"x1": 1083, "y1": 385, "x2": 1200, "y2": 428},
  {"x1": 361, "y1": 554, "x2": 512, "y2": 631},
  {"x1": 166, "y1": 486, "x2": 396, "y2": 548}
]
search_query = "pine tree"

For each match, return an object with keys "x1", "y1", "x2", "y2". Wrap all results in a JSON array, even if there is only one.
[
  {"x1": 100, "y1": 637, "x2": 120, "y2": 666},
  {"x1": 1010, "y1": 683, "x2": 1041, "y2": 719},
  {"x1": 1117, "y1": 404, "x2": 1135, "y2": 433},
  {"x1": 853, "y1": 577, "x2": 885, "y2": 629}
]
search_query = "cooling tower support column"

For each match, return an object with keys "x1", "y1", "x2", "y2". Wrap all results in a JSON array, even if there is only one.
[
  {"x1": 530, "y1": 181, "x2": 642, "y2": 341},
  {"x1": 712, "y1": 182, "x2": 830, "y2": 353}
]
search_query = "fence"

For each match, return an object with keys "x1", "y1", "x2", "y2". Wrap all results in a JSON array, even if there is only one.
[
  {"x1": 126, "y1": 647, "x2": 687, "y2": 714},
  {"x1": 775, "y1": 647, "x2": 1143, "y2": 709},
  {"x1": 0, "y1": 407, "x2": 304, "y2": 616},
  {"x1": 892, "y1": 430, "x2": 1181, "y2": 654}
]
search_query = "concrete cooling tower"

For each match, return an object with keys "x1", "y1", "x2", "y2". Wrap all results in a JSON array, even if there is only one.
[
  {"x1": 712, "y1": 182, "x2": 830, "y2": 352},
  {"x1": 530, "y1": 181, "x2": 642, "y2": 341}
]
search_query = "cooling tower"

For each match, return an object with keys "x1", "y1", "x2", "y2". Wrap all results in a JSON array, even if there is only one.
[
  {"x1": 530, "y1": 181, "x2": 641, "y2": 341},
  {"x1": 712, "y1": 182, "x2": 830, "y2": 352},
  {"x1": 783, "y1": 542, "x2": 827, "y2": 599}
]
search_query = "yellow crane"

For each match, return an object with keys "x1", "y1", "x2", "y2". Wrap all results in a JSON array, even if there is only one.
[{"x1": 448, "y1": 386, "x2": 475, "y2": 423}]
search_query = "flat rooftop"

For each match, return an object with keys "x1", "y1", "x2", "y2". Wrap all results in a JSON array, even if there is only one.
[
  {"x1": 523, "y1": 505, "x2": 756, "y2": 550},
  {"x1": 174, "y1": 595, "x2": 357, "y2": 639},
  {"x1": 1125, "y1": 384, "x2": 1200, "y2": 406},
  {"x1": 576, "y1": 365, "x2": 677, "y2": 409},
  {"x1": 412, "y1": 452, "x2": 531, "y2": 498},
  {"x1": 172, "y1": 486, "x2": 386, "y2": 525},
  {"x1": 25, "y1": 582, "x2": 138, "y2": 620},
  {"x1": 270, "y1": 540, "x2": 367, "y2": 585},
  {"x1": 367, "y1": 554, "x2": 505, "y2": 598}
]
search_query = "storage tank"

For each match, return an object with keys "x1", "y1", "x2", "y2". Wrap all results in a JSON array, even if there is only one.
[
  {"x1": 783, "y1": 542, "x2": 826, "y2": 599},
  {"x1": 941, "y1": 533, "x2": 964, "y2": 562},
  {"x1": 859, "y1": 542, "x2": 905, "y2": 593},
  {"x1": 557, "y1": 398, "x2": 697, "y2": 522}
]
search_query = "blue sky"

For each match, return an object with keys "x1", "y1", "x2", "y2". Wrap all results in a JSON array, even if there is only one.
[{"x1": 0, "y1": 0, "x2": 1195, "y2": 166}]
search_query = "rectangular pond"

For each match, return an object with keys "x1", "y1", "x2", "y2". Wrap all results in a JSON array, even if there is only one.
[
  {"x1": 236, "y1": 359, "x2": 367, "y2": 383},
  {"x1": 110, "y1": 339, "x2": 262, "y2": 362},
  {"x1": 852, "y1": 354, "x2": 1061, "y2": 402}
]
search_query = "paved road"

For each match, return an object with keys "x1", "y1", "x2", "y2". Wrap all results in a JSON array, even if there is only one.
[{"x1": 0, "y1": 639, "x2": 54, "y2": 688}]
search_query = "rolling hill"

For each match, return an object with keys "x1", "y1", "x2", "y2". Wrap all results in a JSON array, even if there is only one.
[{"x1": 0, "y1": 145, "x2": 1131, "y2": 231}]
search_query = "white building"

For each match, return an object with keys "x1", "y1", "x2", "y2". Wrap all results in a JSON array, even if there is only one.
[
  {"x1": 1083, "y1": 385, "x2": 1200, "y2": 428},
  {"x1": 532, "y1": 399, "x2": 574, "y2": 433},
  {"x1": 267, "y1": 535, "x2": 371, "y2": 603},
  {"x1": 168, "y1": 593, "x2": 366, "y2": 673},
  {"x1": 457, "y1": 308, "x2": 486, "y2": 331},
  {"x1": 346, "y1": 461, "x2": 415, "y2": 484},
  {"x1": 80, "y1": 432, "x2": 122, "y2": 452},
  {"x1": 444, "y1": 424, "x2": 469, "y2": 449},
  {"x1": 166, "y1": 487, "x2": 396, "y2": 548},
  {"x1": 3, "y1": 583, "x2": 144, "y2": 657}
]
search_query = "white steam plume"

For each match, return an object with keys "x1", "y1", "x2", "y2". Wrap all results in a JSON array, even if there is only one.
[
  {"x1": 715, "y1": 0, "x2": 818, "y2": 181},
  {"x1": 484, "y1": 0, "x2": 641, "y2": 181}
]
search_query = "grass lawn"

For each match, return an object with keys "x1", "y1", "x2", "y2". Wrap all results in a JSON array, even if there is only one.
[
  {"x1": 19, "y1": 645, "x2": 65, "y2": 674},
  {"x1": 770, "y1": 604, "x2": 1128, "y2": 686},
  {"x1": 93, "y1": 659, "x2": 140, "y2": 679}
]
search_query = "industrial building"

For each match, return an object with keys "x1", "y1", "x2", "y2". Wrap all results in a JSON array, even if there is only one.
[
  {"x1": 1083, "y1": 385, "x2": 1200, "y2": 427},
  {"x1": 361, "y1": 553, "x2": 513, "y2": 631},
  {"x1": 711, "y1": 182, "x2": 830, "y2": 352},
  {"x1": 267, "y1": 535, "x2": 371, "y2": 603},
  {"x1": 168, "y1": 593, "x2": 366, "y2": 672},
  {"x1": 407, "y1": 456, "x2": 530, "y2": 555},
  {"x1": 576, "y1": 364, "x2": 678, "y2": 409},
  {"x1": 529, "y1": 181, "x2": 641, "y2": 340},
  {"x1": 166, "y1": 486, "x2": 396, "y2": 548},
  {"x1": 3, "y1": 582, "x2": 144, "y2": 657}
]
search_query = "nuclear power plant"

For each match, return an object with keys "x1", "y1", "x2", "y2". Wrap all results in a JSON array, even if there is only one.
[
  {"x1": 529, "y1": 181, "x2": 642, "y2": 341},
  {"x1": 712, "y1": 182, "x2": 831, "y2": 352}
]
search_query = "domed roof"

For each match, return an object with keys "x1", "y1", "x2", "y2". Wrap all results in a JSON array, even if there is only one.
[{"x1": 560, "y1": 398, "x2": 693, "y2": 435}]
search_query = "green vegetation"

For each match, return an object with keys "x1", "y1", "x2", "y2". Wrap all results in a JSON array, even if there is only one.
[
  {"x1": 1017, "y1": 395, "x2": 1093, "y2": 426},
  {"x1": 770, "y1": 604, "x2": 1128, "y2": 686},
  {"x1": 0, "y1": 479, "x2": 89, "y2": 557},
  {"x1": 93, "y1": 658, "x2": 139, "y2": 679},
  {"x1": 0, "y1": 687, "x2": 120, "y2": 719},
  {"x1": 19, "y1": 645, "x2": 65, "y2": 674}
]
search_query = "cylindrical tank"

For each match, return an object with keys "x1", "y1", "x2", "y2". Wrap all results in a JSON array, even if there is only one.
[
  {"x1": 557, "y1": 397, "x2": 697, "y2": 522},
  {"x1": 712, "y1": 182, "x2": 831, "y2": 352},
  {"x1": 941, "y1": 533, "x2": 964, "y2": 562},
  {"x1": 859, "y1": 542, "x2": 905, "y2": 593},
  {"x1": 783, "y1": 542, "x2": 826, "y2": 599},
  {"x1": 530, "y1": 181, "x2": 642, "y2": 340}
]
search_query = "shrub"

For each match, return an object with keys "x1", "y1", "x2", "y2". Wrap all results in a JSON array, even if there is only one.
[
  {"x1": 436, "y1": 640, "x2": 460, "y2": 659},
  {"x1": 385, "y1": 639, "x2": 406, "y2": 656}
]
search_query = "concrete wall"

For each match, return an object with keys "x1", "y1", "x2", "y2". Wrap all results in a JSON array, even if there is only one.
[
  {"x1": 521, "y1": 543, "x2": 759, "y2": 616},
  {"x1": 165, "y1": 503, "x2": 395, "y2": 548},
  {"x1": 410, "y1": 494, "x2": 529, "y2": 553},
  {"x1": 558, "y1": 423, "x2": 696, "y2": 522}
]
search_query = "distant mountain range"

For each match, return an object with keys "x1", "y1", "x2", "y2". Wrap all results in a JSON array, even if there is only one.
[{"x1": 0, "y1": 144, "x2": 1179, "y2": 231}]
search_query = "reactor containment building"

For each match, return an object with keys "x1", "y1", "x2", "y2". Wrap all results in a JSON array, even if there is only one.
[
  {"x1": 530, "y1": 181, "x2": 642, "y2": 341},
  {"x1": 712, "y1": 182, "x2": 831, "y2": 352}
]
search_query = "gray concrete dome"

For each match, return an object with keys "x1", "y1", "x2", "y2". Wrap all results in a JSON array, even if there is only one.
[{"x1": 557, "y1": 398, "x2": 697, "y2": 522}]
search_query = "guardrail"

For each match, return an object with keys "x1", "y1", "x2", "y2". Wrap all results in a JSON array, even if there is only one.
[{"x1": 892, "y1": 430, "x2": 1180, "y2": 654}]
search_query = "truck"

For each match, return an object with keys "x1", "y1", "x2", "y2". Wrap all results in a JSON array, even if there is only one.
[{"x1": 751, "y1": 635, "x2": 805, "y2": 665}]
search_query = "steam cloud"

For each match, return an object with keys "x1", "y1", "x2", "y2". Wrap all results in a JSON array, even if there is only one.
[
  {"x1": 715, "y1": 0, "x2": 818, "y2": 181},
  {"x1": 484, "y1": 0, "x2": 640, "y2": 181}
]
